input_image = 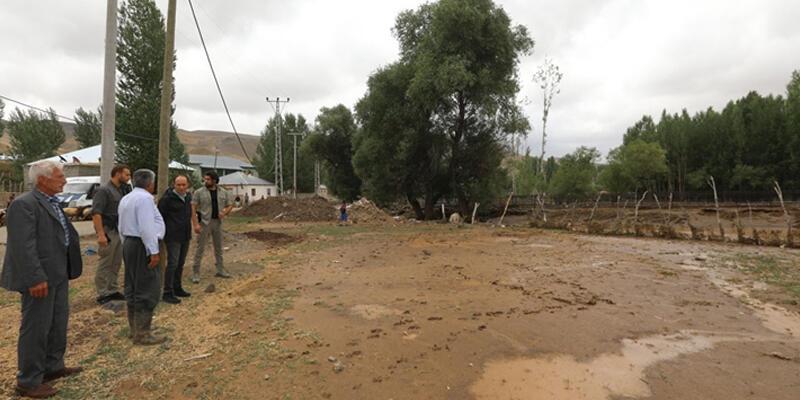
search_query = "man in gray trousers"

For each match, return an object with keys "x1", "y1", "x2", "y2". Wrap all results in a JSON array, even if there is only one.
[
  {"x1": 91, "y1": 164, "x2": 130, "y2": 306},
  {"x1": 1, "y1": 160, "x2": 83, "y2": 398},
  {"x1": 191, "y1": 170, "x2": 233, "y2": 283},
  {"x1": 118, "y1": 169, "x2": 167, "y2": 345}
]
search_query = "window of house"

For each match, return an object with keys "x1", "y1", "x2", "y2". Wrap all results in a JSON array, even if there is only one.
[{"x1": 251, "y1": 188, "x2": 256, "y2": 196}]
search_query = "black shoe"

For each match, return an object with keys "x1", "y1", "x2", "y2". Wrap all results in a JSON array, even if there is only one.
[
  {"x1": 162, "y1": 294, "x2": 181, "y2": 304},
  {"x1": 108, "y1": 292, "x2": 126, "y2": 301},
  {"x1": 97, "y1": 292, "x2": 125, "y2": 305},
  {"x1": 174, "y1": 288, "x2": 192, "y2": 297}
]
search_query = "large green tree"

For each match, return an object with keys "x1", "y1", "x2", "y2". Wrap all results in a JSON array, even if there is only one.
[
  {"x1": 354, "y1": 61, "x2": 448, "y2": 219},
  {"x1": 393, "y1": 0, "x2": 533, "y2": 214},
  {"x1": 787, "y1": 70, "x2": 800, "y2": 187},
  {"x1": 306, "y1": 105, "x2": 362, "y2": 201},
  {"x1": 115, "y1": 0, "x2": 186, "y2": 172},
  {"x1": 600, "y1": 140, "x2": 668, "y2": 194},
  {"x1": 548, "y1": 147, "x2": 599, "y2": 201},
  {"x1": 254, "y1": 113, "x2": 315, "y2": 193},
  {"x1": 7, "y1": 108, "x2": 65, "y2": 171},
  {"x1": 74, "y1": 107, "x2": 102, "y2": 148}
]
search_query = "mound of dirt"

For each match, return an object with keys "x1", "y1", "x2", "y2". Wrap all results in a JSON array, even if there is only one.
[
  {"x1": 348, "y1": 198, "x2": 394, "y2": 224},
  {"x1": 243, "y1": 230, "x2": 302, "y2": 246},
  {"x1": 238, "y1": 196, "x2": 336, "y2": 222}
]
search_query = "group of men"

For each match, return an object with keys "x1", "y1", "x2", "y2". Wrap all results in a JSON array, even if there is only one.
[{"x1": 1, "y1": 161, "x2": 233, "y2": 398}]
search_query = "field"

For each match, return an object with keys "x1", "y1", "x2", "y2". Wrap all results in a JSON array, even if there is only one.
[{"x1": 1, "y1": 215, "x2": 799, "y2": 399}]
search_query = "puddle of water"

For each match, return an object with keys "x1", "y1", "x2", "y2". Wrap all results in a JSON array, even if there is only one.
[
  {"x1": 471, "y1": 332, "x2": 718, "y2": 400},
  {"x1": 350, "y1": 304, "x2": 401, "y2": 320}
]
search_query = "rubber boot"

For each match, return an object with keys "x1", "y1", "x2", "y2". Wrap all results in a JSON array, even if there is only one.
[
  {"x1": 133, "y1": 310, "x2": 167, "y2": 346},
  {"x1": 126, "y1": 305, "x2": 136, "y2": 339}
]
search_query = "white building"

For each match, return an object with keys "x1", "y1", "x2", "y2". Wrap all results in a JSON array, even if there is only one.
[
  {"x1": 219, "y1": 171, "x2": 277, "y2": 203},
  {"x1": 24, "y1": 144, "x2": 193, "y2": 188}
]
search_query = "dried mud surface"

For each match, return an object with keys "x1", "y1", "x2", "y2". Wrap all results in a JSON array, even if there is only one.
[{"x1": 0, "y1": 222, "x2": 799, "y2": 399}]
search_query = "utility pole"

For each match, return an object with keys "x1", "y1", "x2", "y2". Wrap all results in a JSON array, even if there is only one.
[
  {"x1": 265, "y1": 97, "x2": 289, "y2": 195},
  {"x1": 100, "y1": 0, "x2": 118, "y2": 182},
  {"x1": 287, "y1": 131, "x2": 303, "y2": 199},
  {"x1": 157, "y1": 0, "x2": 177, "y2": 198},
  {"x1": 314, "y1": 160, "x2": 320, "y2": 195}
]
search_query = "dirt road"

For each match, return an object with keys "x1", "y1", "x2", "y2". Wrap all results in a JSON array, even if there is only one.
[{"x1": 1, "y1": 220, "x2": 799, "y2": 399}]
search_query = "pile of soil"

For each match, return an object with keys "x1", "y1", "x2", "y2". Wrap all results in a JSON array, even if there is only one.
[
  {"x1": 348, "y1": 198, "x2": 394, "y2": 224},
  {"x1": 238, "y1": 196, "x2": 336, "y2": 222},
  {"x1": 243, "y1": 230, "x2": 301, "y2": 246}
]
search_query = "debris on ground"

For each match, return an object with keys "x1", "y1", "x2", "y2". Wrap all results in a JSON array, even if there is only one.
[
  {"x1": 239, "y1": 196, "x2": 336, "y2": 222},
  {"x1": 347, "y1": 198, "x2": 394, "y2": 224}
]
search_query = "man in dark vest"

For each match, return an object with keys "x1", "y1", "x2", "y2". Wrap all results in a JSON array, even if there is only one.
[
  {"x1": 157, "y1": 175, "x2": 193, "y2": 304},
  {"x1": 1, "y1": 160, "x2": 83, "y2": 398}
]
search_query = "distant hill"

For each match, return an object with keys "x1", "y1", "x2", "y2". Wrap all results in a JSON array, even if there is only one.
[
  {"x1": 0, "y1": 121, "x2": 260, "y2": 163},
  {"x1": 177, "y1": 129, "x2": 260, "y2": 161}
]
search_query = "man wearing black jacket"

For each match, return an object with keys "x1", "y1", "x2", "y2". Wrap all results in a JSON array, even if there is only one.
[{"x1": 157, "y1": 175, "x2": 193, "y2": 304}]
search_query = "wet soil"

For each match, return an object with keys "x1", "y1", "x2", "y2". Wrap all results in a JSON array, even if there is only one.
[{"x1": 0, "y1": 223, "x2": 799, "y2": 399}]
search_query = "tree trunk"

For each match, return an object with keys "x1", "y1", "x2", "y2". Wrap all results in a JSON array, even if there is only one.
[{"x1": 407, "y1": 192, "x2": 424, "y2": 220}]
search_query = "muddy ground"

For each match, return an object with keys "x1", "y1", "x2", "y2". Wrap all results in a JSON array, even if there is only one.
[{"x1": 1, "y1": 217, "x2": 799, "y2": 399}]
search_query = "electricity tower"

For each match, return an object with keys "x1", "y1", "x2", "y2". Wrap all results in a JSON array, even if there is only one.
[{"x1": 266, "y1": 97, "x2": 289, "y2": 195}]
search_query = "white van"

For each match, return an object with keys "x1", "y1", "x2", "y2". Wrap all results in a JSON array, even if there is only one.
[{"x1": 57, "y1": 176, "x2": 102, "y2": 210}]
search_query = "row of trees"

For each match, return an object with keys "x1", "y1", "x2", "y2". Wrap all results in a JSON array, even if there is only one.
[
  {"x1": 504, "y1": 69, "x2": 800, "y2": 202},
  {"x1": 1, "y1": 0, "x2": 186, "y2": 181},
  {"x1": 617, "y1": 72, "x2": 800, "y2": 193}
]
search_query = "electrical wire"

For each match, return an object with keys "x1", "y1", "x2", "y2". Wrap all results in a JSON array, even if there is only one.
[
  {"x1": 0, "y1": 94, "x2": 156, "y2": 142},
  {"x1": 185, "y1": 0, "x2": 254, "y2": 165}
]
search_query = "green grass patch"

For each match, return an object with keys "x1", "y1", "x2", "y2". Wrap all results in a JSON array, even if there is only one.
[{"x1": 733, "y1": 254, "x2": 800, "y2": 301}]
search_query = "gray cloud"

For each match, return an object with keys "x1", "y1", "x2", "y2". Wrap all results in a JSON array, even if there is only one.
[{"x1": 1, "y1": 0, "x2": 799, "y2": 160}]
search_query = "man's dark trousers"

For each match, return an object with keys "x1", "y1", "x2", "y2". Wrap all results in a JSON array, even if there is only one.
[
  {"x1": 123, "y1": 238, "x2": 161, "y2": 313},
  {"x1": 17, "y1": 280, "x2": 68, "y2": 388},
  {"x1": 164, "y1": 241, "x2": 189, "y2": 294}
]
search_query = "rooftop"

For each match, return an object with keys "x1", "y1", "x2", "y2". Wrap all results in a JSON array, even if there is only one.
[
  {"x1": 29, "y1": 144, "x2": 193, "y2": 170},
  {"x1": 219, "y1": 171, "x2": 274, "y2": 186},
  {"x1": 188, "y1": 154, "x2": 254, "y2": 171}
]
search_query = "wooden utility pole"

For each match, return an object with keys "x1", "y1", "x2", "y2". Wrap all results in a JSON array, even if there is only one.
[
  {"x1": 157, "y1": 0, "x2": 177, "y2": 198},
  {"x1": 100, "y1": 0, "x2": 118, "y2": 181},
  {"x1": 288, "y1": 131, "x2": 303, "y2": 199}
]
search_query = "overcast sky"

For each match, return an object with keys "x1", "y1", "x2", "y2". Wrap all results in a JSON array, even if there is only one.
[{"x1": 2, "y1": 0, "x2": 799, "y2": 158}]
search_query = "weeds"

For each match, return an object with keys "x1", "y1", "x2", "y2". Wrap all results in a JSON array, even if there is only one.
[{"x1": 733, "y1": 254, "x2": 800, "y2": 301}]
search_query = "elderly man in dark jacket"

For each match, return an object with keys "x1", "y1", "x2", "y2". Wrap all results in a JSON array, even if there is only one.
[
  {"x1": 1, "y1": 160, "x2": 83, "y2": 398},
  {"x1": 157, "y1": 175, "x2": 193, "y2": 304}
]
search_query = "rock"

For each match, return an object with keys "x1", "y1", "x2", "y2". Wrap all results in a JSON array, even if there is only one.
[
  {"x1": 263, "y1": 374, "x2": 270, "y2": 381},
  {"x1": 449, "y1": 213, "x2": 462, "y2": 224},
  {"x1": 333, "y1": 361, "x2": 345, "y2": 373},
  {"x1": 205, "y1": 284, "x2": 216, "y2": 293},
  {"x1": 328, "y1": 356, "x2": 338, "y2": 363}
]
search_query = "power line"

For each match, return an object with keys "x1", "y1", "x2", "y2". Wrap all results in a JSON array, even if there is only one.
[
  {"x1": 0, "y1": 94, "x2": 156, "y2": 142},
  {"x1": 0, "y1": 94, "x2": 76, "y2": 122},
  {"x1": 185, "y1": 0, "x2": 253, "y2": 166}
]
